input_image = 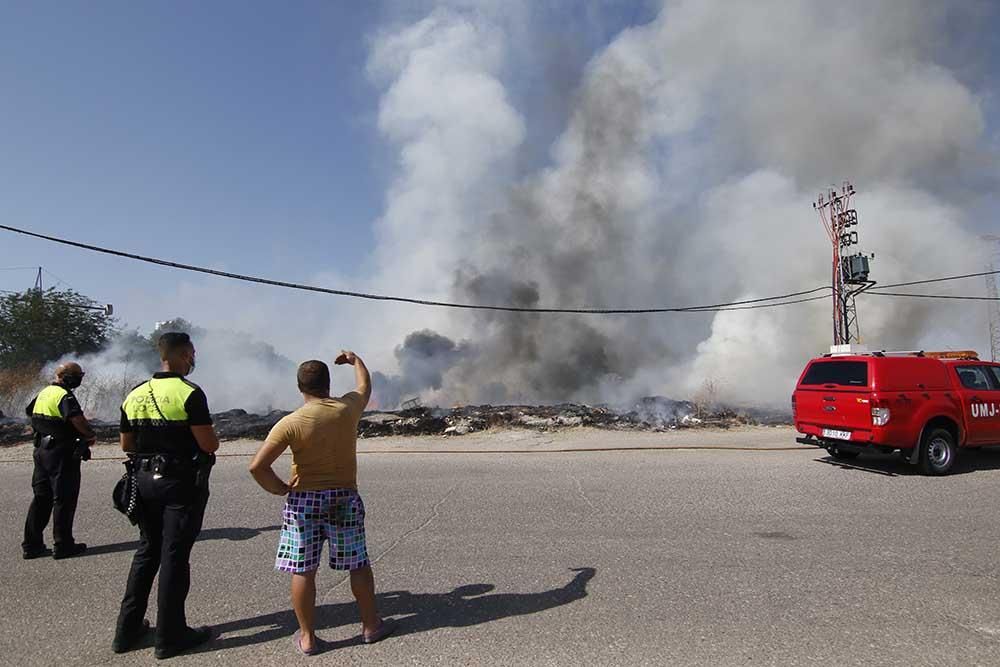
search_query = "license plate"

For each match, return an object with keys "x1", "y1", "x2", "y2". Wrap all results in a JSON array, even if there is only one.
[{"x1": 822, "y1": 429, "x2": 852, "y2": 441}]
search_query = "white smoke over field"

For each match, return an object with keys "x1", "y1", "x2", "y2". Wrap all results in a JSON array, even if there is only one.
[
  {"x1": 55, "y1": 321, "x2": 301, "y2": 421},
  {"x1": 367, "y1": 0, "x2": 995, "y2": 408}
]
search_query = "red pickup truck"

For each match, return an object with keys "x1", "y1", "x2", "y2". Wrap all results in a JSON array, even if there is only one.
[{"x1": 793, "y1": 351, "x2": 1000, "y2": 475}]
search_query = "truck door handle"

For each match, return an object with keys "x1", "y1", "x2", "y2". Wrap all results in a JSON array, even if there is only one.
[
  {"x1": 971, "y1": 396, "x2": 982, "y2": 402},
  {"x1": 823, "y1": 396, "x2": 836, "y2": 402}
]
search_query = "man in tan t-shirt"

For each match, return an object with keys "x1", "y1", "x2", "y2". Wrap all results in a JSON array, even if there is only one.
[{"x1": 249, "y1": 351, "x2": 394, "y2": 655}]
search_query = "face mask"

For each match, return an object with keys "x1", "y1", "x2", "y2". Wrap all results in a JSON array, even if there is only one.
[
  {"x1": 188, "y1": 357, "x2": 196, "y2": 375},
  {"x1": 62, "y1": 375, "x2": 83, "y2": 389}
]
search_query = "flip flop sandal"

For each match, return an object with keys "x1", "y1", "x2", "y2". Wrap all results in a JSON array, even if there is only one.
[
  {"x1": 363, "y1": 618, "x2": 397, "y2": 645},
  {"x1": 293, "y1": 630, "x2": 322, "y2": 656}
]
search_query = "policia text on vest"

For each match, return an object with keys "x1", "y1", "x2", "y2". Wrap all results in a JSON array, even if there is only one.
[{"x1": 22, "y1": 363, "x2": 96, "y2": 561}]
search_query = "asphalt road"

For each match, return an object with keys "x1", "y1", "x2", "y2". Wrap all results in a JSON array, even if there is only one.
[{"x1": 3, "y1": 431, "x2": 1000, "y2": 666}]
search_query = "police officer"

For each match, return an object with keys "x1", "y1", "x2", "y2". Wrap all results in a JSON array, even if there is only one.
[
  {"x1": 113, "y1": 332, "x2": 219, "y2": 659},
  {"x1": 22, "y1": 362, "x2": 96, "y2": 560}
]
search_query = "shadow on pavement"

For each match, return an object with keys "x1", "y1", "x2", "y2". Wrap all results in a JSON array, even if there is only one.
[
  {"x1": 83, "y1": 525, "x2": 281, "y2": 556},
  {"x1": 194, "y1": 566, "x2": 596, "y2": 655},
  {"x1": 816, "y1": 447, "x2": 1000, "y2": 477}
]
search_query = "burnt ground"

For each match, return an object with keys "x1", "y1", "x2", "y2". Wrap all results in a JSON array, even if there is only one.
[{"x1": 0, "y1": 397, "x2": 792, "y2": 447}]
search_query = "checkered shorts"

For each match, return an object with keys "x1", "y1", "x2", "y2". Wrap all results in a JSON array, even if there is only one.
[{"x1": 275, "y1": 489, "x2": 370, "y2": 573}]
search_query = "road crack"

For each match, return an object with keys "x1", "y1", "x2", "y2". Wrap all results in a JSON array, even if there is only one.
[{"x1": 571, "y1": 474, "x2": 599, "y2": 513}]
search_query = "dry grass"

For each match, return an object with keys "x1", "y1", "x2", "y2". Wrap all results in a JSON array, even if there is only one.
[
  {"x1": 0, "y1": 365, "x2": 45, "y2": 419},
  {"x1": 692, "y1": 377, "x2": 722, "y2": 418}
]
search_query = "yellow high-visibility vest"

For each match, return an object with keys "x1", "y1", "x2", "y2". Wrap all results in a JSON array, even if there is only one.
[
  {"x1": 122, "y1": 377, "x2": 197, "y2": 424},
  {"x1": 32, "y1": 385, "x2": 70, "y2": 420}
]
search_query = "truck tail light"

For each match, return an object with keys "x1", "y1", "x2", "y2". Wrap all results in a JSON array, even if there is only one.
[
  {"x1": 872, "y1": 406, "x2": 891, "y2": 426},
  {"x1": 791, "y1": 394, "x2": 797, "y2": 419}
]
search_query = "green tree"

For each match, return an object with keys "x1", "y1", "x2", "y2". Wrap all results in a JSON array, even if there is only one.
[{"x1": 0, "y1": 288, "x2": 117, "y2": 368}]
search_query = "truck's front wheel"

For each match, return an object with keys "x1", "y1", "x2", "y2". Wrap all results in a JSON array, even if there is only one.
[{"x1": 920, "y1": 427, "x2": 957, "y2": 475}]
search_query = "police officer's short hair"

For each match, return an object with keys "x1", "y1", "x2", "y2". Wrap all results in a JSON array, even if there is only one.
[
  {"x1": 158, "y1": 332, "x2": 193, "y2": 360},
  {"x1": 297, "y1": 360, "x2": 330, "y2": 396}
]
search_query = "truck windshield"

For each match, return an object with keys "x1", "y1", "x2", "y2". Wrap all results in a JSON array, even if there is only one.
[{"x1": 800, "y1": 361, "x2": 868, "y2": 387}]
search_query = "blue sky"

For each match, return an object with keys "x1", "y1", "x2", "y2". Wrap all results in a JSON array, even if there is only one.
[{"x1": 0, "y1": 2, "x2": 386, "y2": 302}]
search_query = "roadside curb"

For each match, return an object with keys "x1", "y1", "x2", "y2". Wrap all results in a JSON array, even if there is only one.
[{"x1": 0, "y1": 445, "x2": 814, "y2": 463}]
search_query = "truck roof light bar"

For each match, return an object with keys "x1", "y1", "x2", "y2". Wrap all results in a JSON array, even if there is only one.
[
  {"x1": 820, "y1": 350, "x2": 981, "y2": 360},
  {"x1": 923, "y1": 351, "x2": 980, "y2": 360}
]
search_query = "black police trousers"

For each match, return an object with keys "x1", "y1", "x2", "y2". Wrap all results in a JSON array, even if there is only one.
[
  {"x1": 115, "y1": 469, "x2": 209, "y2": 647},
  {"x1": 22, "y1": 441, "x2": 81, "y2": 551}
]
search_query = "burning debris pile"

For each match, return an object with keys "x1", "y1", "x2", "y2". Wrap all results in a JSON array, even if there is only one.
[
  {"x1": 192, "y1": 398, "x2": 791, "y2": 441},
  {"x1": 1, "y1": 400, "x2": 790, "y2": 447}
]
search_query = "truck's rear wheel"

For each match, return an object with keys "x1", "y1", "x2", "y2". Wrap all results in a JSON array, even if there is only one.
[
  {"x1": 920, "y1": 428, "x2": 956, "y2": 475},
  {"x1": 828, "y1": 446, "x2": 860, "y2": 461}
]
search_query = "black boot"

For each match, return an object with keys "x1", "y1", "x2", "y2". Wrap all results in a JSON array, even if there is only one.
[
  {"x1": 154, "y1": 626, "x2": 212, "y2": 660},
  {"x1": 22, "y1": 545, "x2": 52, "y2": 560},
  {"x1": 112, "y1": 619, "x2": 151, "y2": 654}
]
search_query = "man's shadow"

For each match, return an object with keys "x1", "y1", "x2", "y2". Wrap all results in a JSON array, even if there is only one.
[
  {"x1": 194, "y1": 567, "x2": 596, "y2": 654},
  {"x1": 82, "y1": 525, "x2": 281, "y2": 557}
]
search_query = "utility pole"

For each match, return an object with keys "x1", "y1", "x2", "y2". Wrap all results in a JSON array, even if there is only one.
[
  {"x1": 985, "y1": 235, "x2": 1000, "y2": 362},
  {"x1": 22, "y1": 265, "x2": 114, "y2": 316},
  {"x1": 814, "y1": 181, "x2": 875, "y2": 349}
]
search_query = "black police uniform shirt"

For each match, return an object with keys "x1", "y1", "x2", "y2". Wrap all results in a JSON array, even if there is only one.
[
  {"x1": 26, "y1": 384, "x2": 84, "y2": 442},
  {"x1": 119, "y1": 372, "x2": 213, "y2": 459}
]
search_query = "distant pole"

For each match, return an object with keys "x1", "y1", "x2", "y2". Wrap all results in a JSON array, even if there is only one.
[
  {"x1": 814, "y1": 182, "x2": 875, "y2": 347},
  {"x1": 34, "y1": 266, "x2": 42, "y2": 292},
  {"x1": 985, "y1": 235, "x2": 1000, "y2": 362}
]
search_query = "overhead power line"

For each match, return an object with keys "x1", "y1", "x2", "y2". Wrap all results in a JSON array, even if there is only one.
[
  {"x1": 0, "y1": 223, "x2": 995, "y2": 314},
  {"x1": 865, "y1": 292, "x2": 1000, "y2": 302},
  {"x1": 0, "y1": 223, "x2": 834, "y2": 314},
  {"x1": 868, "y1": 270, "x2": 1000, "y2": 291}
]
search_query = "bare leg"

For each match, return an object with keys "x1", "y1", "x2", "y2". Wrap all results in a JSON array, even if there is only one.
[
  {"x1": 349, "y1": 565, "x2": 380, "y2": 633},
  {"x1": 291, "y1": 571, "x2": 318, "y2": 652}
]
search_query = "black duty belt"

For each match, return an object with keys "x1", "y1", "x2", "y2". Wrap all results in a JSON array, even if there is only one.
[
  {"x1": 36, "y1": 435, "x2": 75, "y2": 449},
  {"x1": 133, "y1": 454, "x2": 197, "y2": 476}
]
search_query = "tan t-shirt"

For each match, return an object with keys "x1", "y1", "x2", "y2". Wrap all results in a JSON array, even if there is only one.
[{"x1": 266, "y1": 393, "x2": 366, "y2": 491}]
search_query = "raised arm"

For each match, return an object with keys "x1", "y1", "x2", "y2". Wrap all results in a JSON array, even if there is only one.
[{"x1": 335, "y1": 350, "x2": 371, "y2": 409}]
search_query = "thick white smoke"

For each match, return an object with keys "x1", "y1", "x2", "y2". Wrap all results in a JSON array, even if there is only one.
[
  {"x1": 52, "y1": 323, "x2": 301, "y2": 421},
  {"x1": 366, "y1": 0, "x2": 994, "y2": 408}
]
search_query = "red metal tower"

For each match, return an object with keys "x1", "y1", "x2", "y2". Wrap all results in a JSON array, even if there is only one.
[{"x1": 814, "y1": 182, "x2": 875, "y2": 347}]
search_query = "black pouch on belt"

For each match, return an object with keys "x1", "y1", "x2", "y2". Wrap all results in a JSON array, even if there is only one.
[{"x1": 194, "y1": 453, "x2": 215, "y2": 490}]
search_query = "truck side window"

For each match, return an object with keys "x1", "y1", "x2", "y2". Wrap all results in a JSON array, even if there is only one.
[
  {"x1": 956, "y1": 366, "x2": 992, "y2": 391},
  {"x1": 988, "y1": 367, "x2": 1000, "y2": 390}
]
